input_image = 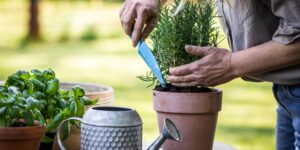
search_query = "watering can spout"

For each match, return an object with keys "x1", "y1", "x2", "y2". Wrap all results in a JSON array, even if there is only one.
[{"x1": 147, "y1": 118, "x2": 182, "y2": 150}]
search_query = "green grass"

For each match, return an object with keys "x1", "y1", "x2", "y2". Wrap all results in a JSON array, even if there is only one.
[{"x1": 0, "y1": 1, "x2": 276, "y2": 149}]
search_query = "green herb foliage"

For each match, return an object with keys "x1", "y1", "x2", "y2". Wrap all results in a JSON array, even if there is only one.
[
  {"x1": 0, "y1": 69, "x2": 97, "y2": 141},
  {"x1": 138, "y1": 0, "x2": 222, "y2": 87}
]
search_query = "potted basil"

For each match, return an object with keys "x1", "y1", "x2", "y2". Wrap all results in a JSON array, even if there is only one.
[
  {"x1": 138, "y1": 0, "x2": 222, "y2": 149},
  {"x1": 0, "y1": 76, "x2": 45, "y2": 150},
  {"x1": 0, "y1": 69, "x2": 96, "y2": 150}
]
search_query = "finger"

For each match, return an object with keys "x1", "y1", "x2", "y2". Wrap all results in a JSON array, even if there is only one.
[
  {"x1": 185, "y1": 45, "x2": 212, "y2": 57},
  {"x1": 119, "y1": 3, "x2": 126, "y2": 19},
  {"x1": 132, "y1": 10, "x2": 148, "y2": 47},
  {"x1": 166, "y1": 74, "x2": 196, "y2": 83},
  {"x1": 169, "y1": 63, "x2": 194, "y2": 76},
  {"x1": 171, "y1": 81, "x2": 200, "y2": 87},
  {"x1": 121, "y1": 5, "x2": 136, "y2": 35},
  {"x1": 141, "y1": 17, "x2": 157, "y2": 40}
]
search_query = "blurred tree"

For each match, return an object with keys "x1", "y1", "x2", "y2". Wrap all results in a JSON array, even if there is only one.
[{"x1": 28, "y1": 0, "x2": 40, "y2": 41}]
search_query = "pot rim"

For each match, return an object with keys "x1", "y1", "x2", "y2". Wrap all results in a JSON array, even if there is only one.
[
  {"x1": 0, "y1": 125, "x2": 45, "y2": 130},
  {"x1": 60, "y1": 81, "x2": 114, "y2": 94},
  {"x1": 153, "y1": 88, "x2": 222, "y2": 113},
  {"x1": 153, "y1": 87, "x2": 222, "y2": 94},
  {"x1": 0, "y1": 119, "x2": 45, "y2": 129}
]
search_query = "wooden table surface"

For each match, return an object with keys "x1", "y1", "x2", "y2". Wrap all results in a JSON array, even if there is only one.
[{"x1": 142, "y1": 141, "x2": 236, "y2": 150}]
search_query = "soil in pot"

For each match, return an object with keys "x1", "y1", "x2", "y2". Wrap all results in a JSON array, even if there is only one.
[
  {"x1": 153, "y1": 85, "x2": 222, "y2": 150},
  {"x1": 155, "y1": 83, "x2": 212, "y2": 93}
]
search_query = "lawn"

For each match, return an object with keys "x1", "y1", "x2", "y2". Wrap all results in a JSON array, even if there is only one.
[{"x1": 0, "y1": 1, "x2": 276, "y2": 149}]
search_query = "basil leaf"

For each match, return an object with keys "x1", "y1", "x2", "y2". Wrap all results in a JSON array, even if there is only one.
[
  {"x1": 46, "y1": 79, "x2": 59, "y2": 96},
  {"x1": 71, "y1": 86, "x2": 85, "y2": 98},
  {"x1": 23, "y1": 111, "x2": 34, "y2": 126},
  {"x1": 46, "y1": 112, "x2": 62, "y2": 131},
  {"x1": 31, "y1": 79, "x2": 45, "y2": 91},
  {"x1": 81, "y1": 96, "x2": 97, "y2": 106},
  {"x1": 27, "y1": 80, "x2": 34, "y2": 95},
  {"x1": 32, "y1": 91, "x2": 44, "y2": 99},
  {"x1": 76, "y1": 98, "x2": 84, "y2": 117},
  {"x1": 8, "y1": 86, "x2": 19, "y2": 95},
  {"x1": 11, "y1": 106, "x2": 19, "y2": 117},
  {"x1": 16, "y1": 70, "x2": 30, "y2": 80},
  {"x1": 58, "y1": 98, "x2": 67, "y2": 109},
  {"x1": 62, "y1": 121, "x2": 70, "y2": 141},
  {"x1": 43, "y1": 69, "x2": 55, "y2": 81},
  {"x1": 26, "y1": 97, "x2": 39, "y2": 109},
  {"x1": 22, "y1": 90, "x2": 30, "y2": 98},
  {"x1": 69, "y1": 100, "x2": 77, "y2": 116},
  {"x1": 31, "y1": 69, "x2": 43, "y2": 76},
  {"x1": 5, "y1": 75, "x2": 20, "y2": 86},
  {"x1": 0, "y1": 106, "x2": 6, "y2": 115},
  {"x1": 33, "y1": 109, "x2": 45, "y2": 126}
]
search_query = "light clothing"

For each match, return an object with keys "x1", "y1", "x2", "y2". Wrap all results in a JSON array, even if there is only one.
[{"x1": 217, "y1": 0, "x2": 300, "y2": 85}]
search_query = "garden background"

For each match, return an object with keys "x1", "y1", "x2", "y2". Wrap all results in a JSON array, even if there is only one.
[{"x1": 0, "y1": 0, "x2": 276, "y2": 149}]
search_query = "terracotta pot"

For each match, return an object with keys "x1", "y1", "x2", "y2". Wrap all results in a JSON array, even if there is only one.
[
  {"x1": 153, "y1": 89, "x2": 222, "y2": 150},
  {"x1": 0, "y1": 125, "x2": 45, "y2": 150},
  {"x1": 60, "y1": 82, "x2": 114, "y2": 107},
  {"x1": 52, "y1": 82, "x2": 114, "y2": 150}
]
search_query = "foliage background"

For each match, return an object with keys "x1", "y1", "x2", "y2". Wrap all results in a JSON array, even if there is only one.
[{"x1": 0, "y1": 0, "x2": 276, "y2": 149}]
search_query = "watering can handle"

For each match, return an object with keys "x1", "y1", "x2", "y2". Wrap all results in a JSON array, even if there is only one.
[{"x1": 56, "y1": 117, "x2": 83, "y2": 150}]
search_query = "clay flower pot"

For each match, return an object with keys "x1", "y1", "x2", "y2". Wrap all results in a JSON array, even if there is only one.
[
  {"x1": 0, "y1": 125, "x2": 45, "y2": 150},
  {"x1": 153, "y1": 89, "x2": 222, "y2": 150},
  {"x1": 60, "y1": 82, "x2": 114, "y2": 107}
]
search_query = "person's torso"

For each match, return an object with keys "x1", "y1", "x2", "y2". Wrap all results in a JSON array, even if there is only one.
[{"x1": 217, "y1": 0, "x2": 300, "y2": 85}]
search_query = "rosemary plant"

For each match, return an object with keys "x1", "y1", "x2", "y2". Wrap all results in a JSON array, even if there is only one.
[{"x1": 138, "y1": 0, "x2": 222, "y2": 88}]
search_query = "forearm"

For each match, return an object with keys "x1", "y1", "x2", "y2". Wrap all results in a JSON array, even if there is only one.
[{"x1": 231, "y1": 39, "x2": 300, "y2": 77}]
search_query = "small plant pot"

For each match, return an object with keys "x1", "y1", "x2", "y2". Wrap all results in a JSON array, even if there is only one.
[
  {"x1": 60, "y1": 82, "x2": 114, "y2": 107},
  {"x1": 153, "y1": 89, "x2": 222, "y2": 150},
  {"x1": 51, "y1": 82, "x2": 114, "y2": 150},
  {"x1": 0, "y1": 125, "x2": 45, "y2": 150}
]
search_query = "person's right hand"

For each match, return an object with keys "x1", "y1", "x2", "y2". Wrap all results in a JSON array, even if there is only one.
[{"x1": 119, "y1": 0, "x2": 160, "y2": 47}]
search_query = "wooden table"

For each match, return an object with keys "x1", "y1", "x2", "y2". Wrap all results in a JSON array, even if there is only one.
[{"x1": 142, "y1": 141, "x2": 236, "y2": 150}]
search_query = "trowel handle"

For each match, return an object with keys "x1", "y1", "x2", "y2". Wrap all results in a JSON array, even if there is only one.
[{"x1": 56, "y1": 117, "x2": 83, "y2": 150}]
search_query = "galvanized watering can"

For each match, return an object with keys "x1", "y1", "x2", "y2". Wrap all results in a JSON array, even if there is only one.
[{"x1": 57, "y1": 106, "x2": 181, "y2": 150}]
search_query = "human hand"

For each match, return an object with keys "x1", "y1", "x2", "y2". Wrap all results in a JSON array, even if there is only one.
[
  {"x1": 167, "y1": 45, "x2": 238, "y2": 87},
  {"x1": 119, "y1": 0, "x2": 160, "y2": 47}
]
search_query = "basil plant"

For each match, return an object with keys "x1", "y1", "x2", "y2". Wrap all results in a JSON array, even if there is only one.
[{"x1": 0, "y1": 69, "x2": 97, "y2": 141}]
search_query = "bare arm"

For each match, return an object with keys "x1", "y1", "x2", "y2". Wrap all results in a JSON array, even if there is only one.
[
  {"x1": 167, "y1": 39, "x2": 300, "y2": 87},
  {"x1": 232, "y1": 39, "x2": 300, "y2": 77}
]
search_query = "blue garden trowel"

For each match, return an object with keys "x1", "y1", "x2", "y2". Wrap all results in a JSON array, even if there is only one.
[{"x1": 137, "y1": 40, "x2": 166, "y2": 88}]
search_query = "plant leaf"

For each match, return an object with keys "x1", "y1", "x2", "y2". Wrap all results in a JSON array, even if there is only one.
[
  {"x1": 71, "y1": 85, "x2": 85, "y2": 98},
  {"x1": 23, "y1": 110, "x2": 34, "y2": 126},
  {"x1": 41, "y1": 136, "x2": 54, "y2": 143},
  {"x1": 46, "y1": 79, "x2": 59, "y2": 96},
  {"x1": 0, "y1": 107, "x2": 6, "y2": 115},
  {"x1": 46, "y1": 112, "x2": 63, "y2": 132},
  {"x1": 43, "y1": 69, "x2": 55, "y2": 81},
  {"x1": 76, "y1": 98, "x2": 84, "y2": 117},
  {"x1": 61, "y1": 121, "x2": 70, "y2": 141}
]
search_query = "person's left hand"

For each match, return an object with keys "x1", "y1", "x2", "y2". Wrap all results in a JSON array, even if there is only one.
[{"x1": 167, "y1": 45, "x2": 238, "y2": 87}]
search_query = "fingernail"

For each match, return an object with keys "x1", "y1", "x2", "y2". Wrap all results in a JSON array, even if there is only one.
[
  {"x1": 169, "y1": 68, "x2": 174, "y2": 73},
  {"x1": 133, "y1": 41, "x2": 137, "y2": 47},
  {"x1": 185, "y1": 45, "x2": 192, "y2": 50},
  {"x1": 166, "y1": 76, "x2": 170, "y2": 81}
]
